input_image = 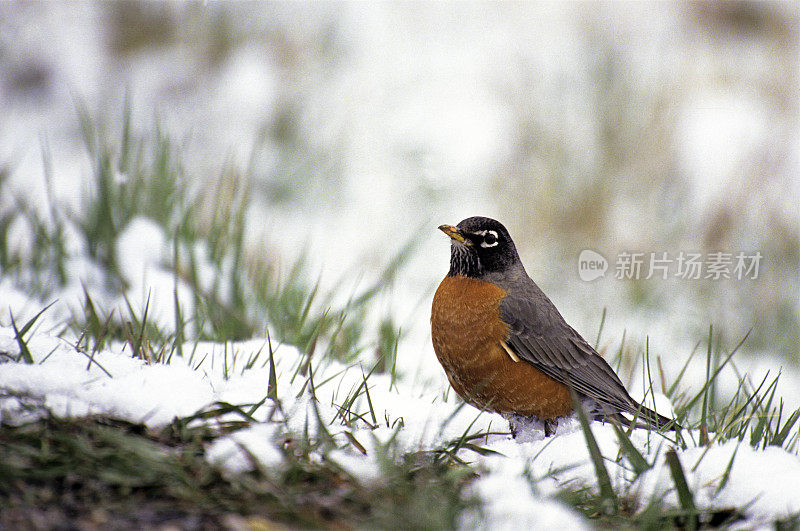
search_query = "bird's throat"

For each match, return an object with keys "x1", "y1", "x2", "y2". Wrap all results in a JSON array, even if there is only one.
[{"x1": 449, "y1": 244, "x2": 482, "y2": 277}]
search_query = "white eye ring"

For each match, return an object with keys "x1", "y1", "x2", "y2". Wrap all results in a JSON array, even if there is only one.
[{"x1": 480, "y1": 230, "x2": 499, "y2": 248}]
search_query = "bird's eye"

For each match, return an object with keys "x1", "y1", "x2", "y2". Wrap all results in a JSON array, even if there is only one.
[{"x1": 481, "y1": 230, "x2": 499, "y2": 248}]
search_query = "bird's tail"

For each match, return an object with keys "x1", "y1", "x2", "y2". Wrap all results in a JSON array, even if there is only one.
[
  {"x1": 618, "y1": 403, "x2": 682, "y2": 431},
  {"x1": 581, "y1": 397, "x2": 681, "y2": 431},
  {"x1": 578, "y1": 392, "x2": 682, "y2": 432}
]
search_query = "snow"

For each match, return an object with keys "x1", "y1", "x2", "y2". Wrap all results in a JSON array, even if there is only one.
[
  {"x1": 637, "y1": 441, "x2": 800, "y2": 525},
  {"x1": 113, "y1": 216, "x2": 196, "y2": 331},
  {"x1": 2, "y1": 322, "x2": 799, "y2": 527},
  {"x1": 462, "y1": 477, "x2": 589, "y2": 530},
  {"x1": 206, "y1": 423, "x2": 284, "y2": 475},
  {"x1": 0, "y1": 332, "x2": 213, "y2": 425}
]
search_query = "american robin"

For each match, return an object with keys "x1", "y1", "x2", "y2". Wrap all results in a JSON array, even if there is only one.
[{"x1": 431, "y1": 216, "x2": 680, "y2": 436}]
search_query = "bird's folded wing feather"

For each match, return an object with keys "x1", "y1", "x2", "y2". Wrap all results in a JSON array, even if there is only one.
[{"x1": 500, "y1": 289, "x2": 636, "y2": 414}]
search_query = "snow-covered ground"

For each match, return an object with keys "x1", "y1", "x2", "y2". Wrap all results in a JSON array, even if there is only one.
[{"x1": 2, "y1": 321, "x2": 799, "y2": 528}]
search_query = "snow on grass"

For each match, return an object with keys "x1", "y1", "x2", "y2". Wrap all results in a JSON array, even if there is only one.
[
  {"x1": 0, "y1": 328, "x2": 213, "y2": 425},
  {"x1": 113, "y1": 216, "x2": 196, "y2": 330},
  {"x1": 2, "y1": 320, "x2": 800, "y2": 527},
  {"x1": 637, "y1": 440, "x2": 800, "y2": 525},
  {"x1": 206, "y1": 423, "x2": 284, "y2": 475}
]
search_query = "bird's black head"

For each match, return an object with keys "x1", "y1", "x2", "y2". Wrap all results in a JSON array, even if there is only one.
[{"x1": 439, "y1": 216, "x2": 522, "y2": 278}]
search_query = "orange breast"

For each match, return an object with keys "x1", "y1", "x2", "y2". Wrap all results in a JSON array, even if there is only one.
[{"x1": 430, "y1": 275, "x2": 572, "y2": 420}]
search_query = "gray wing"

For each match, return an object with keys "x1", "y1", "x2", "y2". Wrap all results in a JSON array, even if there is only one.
[{"x1": 499, "y1": 283, "x2": 639, "y2": 416}]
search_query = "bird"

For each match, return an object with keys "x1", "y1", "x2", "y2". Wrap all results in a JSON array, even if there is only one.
[{"x1": 430, "y1": 216, "x2": 681, "y2": 437}]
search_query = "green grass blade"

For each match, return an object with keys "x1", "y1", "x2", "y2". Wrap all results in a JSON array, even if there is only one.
[
  {"x1": 10, "y1": 313, "x2": 35, "y2": 364},
  {"x1": 16, "y1": 300, "x2": 57, "y2": 338},
  {"x1": 361, "y1": 365, "x2": 377, "y2": 426},
  {"x1": 772, "y1": 408, "x2": 800, "y2": 448},
  {"x1": 10, "y1": 301, "x2": 57, "y2": 364},
  {"x1": 613, "y1": 329, "x2": 626, "y2": 374},
  {"x1": 438, "y1": 413, "x2": 501, "y2": 464},
  {"x1": 612, "y1": 423, "x2": 651, "y2": 475},
  {"x1": 716, "y1": 443, "x2": 740, "y2": 495},
  {"x1": 667, "y1": 339, "x2": 701, "y2": 398},
  {"x1": 665, "y1": 448, "x2": 697, "y2": 528},
  {"x1": 306, "y1": 364, "x2": 335, "y2": 449},
  {"x1": 344, "y1": 430, "x2": 367, "y2": 455},
  {"x1": 594, "y1": 307, "x2": 607, "y2": 349},
  {"x1": 569, "y1": 385, "x2": 617, "y2": 514},
  {"x1": 266, "y1": 330, "x2": 278, "y2": 401},
  {"x1": 172, "y1": 235, "x2": 184, "y2": 360},
  {"x1": 700, "y1": 325, "x2": 713, "y2": 445},
  {"x1": 644, "y1": 336, "x2": 659, "y2": 429},
  {"x1": 681, "y1": 330, "x2": 751, "y2": 422}
]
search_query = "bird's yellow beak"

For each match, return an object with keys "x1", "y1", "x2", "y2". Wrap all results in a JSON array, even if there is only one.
[{"x1": 438, "y1": 224, "x2": 468, "y2": 244}]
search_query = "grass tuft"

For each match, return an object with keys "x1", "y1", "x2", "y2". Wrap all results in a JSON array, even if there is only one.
[
  {"x1": 10, "y1": 302, "x2": 56, "y2": 364},
  {"x1": 569, "y1": 385, "x2": 618, "y2": 516}
]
